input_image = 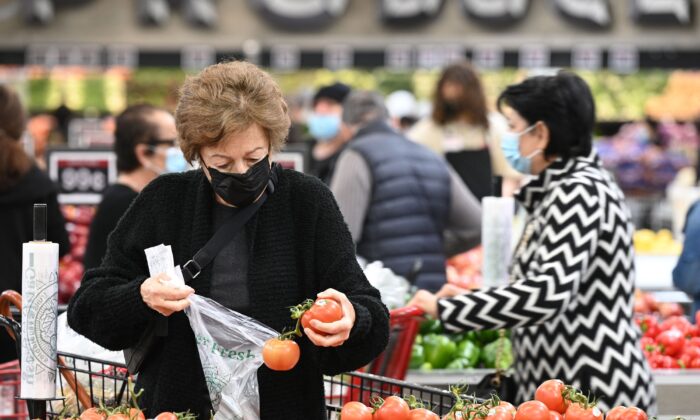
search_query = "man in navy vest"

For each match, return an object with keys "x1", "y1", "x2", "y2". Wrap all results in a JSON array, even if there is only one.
[{"x1": 330, "y1": 91, "x2": 482, "y2": 292}]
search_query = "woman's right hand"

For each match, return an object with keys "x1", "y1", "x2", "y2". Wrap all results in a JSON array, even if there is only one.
[{"x1": 140, "y1": 273, "x2": 194, "y2": 316}]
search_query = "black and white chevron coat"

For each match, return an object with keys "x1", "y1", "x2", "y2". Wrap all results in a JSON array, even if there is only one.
[{"x1": 438, "y1": 152, "x2": 657, "y2": 412}]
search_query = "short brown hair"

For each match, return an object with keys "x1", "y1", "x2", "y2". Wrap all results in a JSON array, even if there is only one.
[
  {"x1": 175, "y1": 61, "x2": 290, "y2": 162},
  {"x1": 432, "y1": 60, "x2": 489, "y2": 128}
]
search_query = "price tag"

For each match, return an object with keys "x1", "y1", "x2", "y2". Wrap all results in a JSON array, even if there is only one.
[
  {"x1": 47, "y1": 149, "x2": 117, "y2": 204},
  {"x1": 572, "y1": 45, "x2": 602, "y2": 70},
  {"x1": 181, "y1": 45, "x2": 215, "y2": 71},
  {"x1": 385, "y1": 44, "x2": 414, "y2": 70},
  {"x1": 609, "y1": 45, "x2": 639, "y2": 73},
  {"x1": 519, "y1": 44, "x2": 549, "y2": 69},
  {"x1": 108, "y1": 44, "x2": 138, "y2": 68}
]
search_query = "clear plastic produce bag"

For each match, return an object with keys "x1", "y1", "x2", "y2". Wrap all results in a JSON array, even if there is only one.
[{"x1": 184, "y1": 294, "x2": 278, "y2": 420}]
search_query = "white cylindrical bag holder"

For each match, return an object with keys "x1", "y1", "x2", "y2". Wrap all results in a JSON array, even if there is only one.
[
  {"x1": 481, "y1": 196, "x2": 514, "y2": 288},
  {"x1": 20, "y1": 204, "x2": 58, "y2": 400}
]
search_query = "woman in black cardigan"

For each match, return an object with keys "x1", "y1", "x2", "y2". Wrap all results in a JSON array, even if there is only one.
[{"x1": 67, "y1": 61, "x2": 390, "y2": 419}]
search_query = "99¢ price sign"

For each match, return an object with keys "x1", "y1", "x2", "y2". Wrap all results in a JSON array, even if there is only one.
[{"x1": 48, "y1": 149, "x2": 117, "y2": 204}]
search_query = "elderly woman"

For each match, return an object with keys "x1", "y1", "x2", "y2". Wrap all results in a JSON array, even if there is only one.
[
  {"x1": 409, "y1": 71, "x2": 656, "y2": 413},
  {"x1": 67, "y1": 61, "x2": 389, "y2": 419}
]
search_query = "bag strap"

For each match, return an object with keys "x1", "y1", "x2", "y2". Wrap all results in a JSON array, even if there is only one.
[{"x1": 181, "y1": 165, "x2": 278, "y2": 280}]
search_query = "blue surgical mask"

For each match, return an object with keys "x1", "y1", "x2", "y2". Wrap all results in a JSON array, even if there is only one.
[
  {"x1": 500, "y1": 124, "x2": 541, "y2": 174},
  {"x1": 308, "y1": 114, "x2": 341, "y2": 141},
  {"x1": 165, "y1": 147, "x2": 189, "y2": 173}
]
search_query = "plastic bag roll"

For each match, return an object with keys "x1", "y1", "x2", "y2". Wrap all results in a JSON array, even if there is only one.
[
  {"x1": 482, "y1": 197, "x2": 514, "y2": 288},
  {"x1": 20, "y1": 241, "x2": 59, "y2": 399}
]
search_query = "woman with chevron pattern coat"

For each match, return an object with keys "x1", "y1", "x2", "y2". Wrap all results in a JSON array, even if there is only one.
[{"x1": 409, "y1": 71, "x2": 657, "y2": 413}]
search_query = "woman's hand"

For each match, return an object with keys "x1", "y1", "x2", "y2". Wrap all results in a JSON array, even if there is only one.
[
  {"x1": 407, "y1": 290, "x2": 439, "y2": 318},
  {"x1": 436, "y1": 283, "x2": 471, "y2": 298},
  {"x1": 140, "y1": 273, "x2": 194, "y2": 316},
  {"x1": 304, "y1": 288, "x2": 356, "y2": 347}
]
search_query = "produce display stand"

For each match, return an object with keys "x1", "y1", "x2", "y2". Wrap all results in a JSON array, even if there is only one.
[
  {"x1": 405, "y1": 369, "x2": 700, "y2": 417},
  {"x1": 0, "y1": 294, "x2": 461, "y2": 419}
]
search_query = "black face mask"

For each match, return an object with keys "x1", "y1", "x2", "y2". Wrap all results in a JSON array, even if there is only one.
[
  {"x1": 442, "y1": 100, "x2": 463, "y2": 121},
  {"x1": 207, "y1": 156, "x2": 271, "y2": 207}
]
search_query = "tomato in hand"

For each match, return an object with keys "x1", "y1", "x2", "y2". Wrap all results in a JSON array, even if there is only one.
[
  {"x1": 340, "y1": 401, "x2": 373, "y2": 420},
  {"x1": 515, "y1": 400, "x2": 550, "y2": 420},
  {"x1": 606, "y1": 406, "x2": 647, "y2": 420},
  {"x1": 535, "y1": 379, "x2": 568, "y2": 413},
  {"x1": 262, "y1": 338, "x2": 300, "y2": 371},
  {"x1": 374, "y1": 396, "x2": 410, "y2": 420},
  {"x1": 155, "y1": 413, "x2": 178, "y2": 420},
  {"x1": 301, "y1": 298, "x2": 343, "y2": 334},
  {"x1": 563, "y1": 403, "x2": 603, "y2": 420},
  {"x1": 409, "y1": 407, "x2": 440, "y2": 420}
]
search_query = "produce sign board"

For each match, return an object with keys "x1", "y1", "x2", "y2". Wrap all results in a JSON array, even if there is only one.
[{"x1": 47, "y1": 149, "x2": 117, "y2": 205}]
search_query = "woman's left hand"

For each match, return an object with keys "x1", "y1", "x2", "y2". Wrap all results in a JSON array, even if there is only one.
[
  {"x1": 407, "y1": 290, "x2": 439, "y2": 318},
  {"x1": 304, "y1": 288, "x2": 356, "y2": 347}
]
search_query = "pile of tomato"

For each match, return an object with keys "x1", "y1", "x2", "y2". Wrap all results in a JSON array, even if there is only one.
[
  {"x1": 62, "y1": 406, "x2": 195, "y2": 420},
  {"x1": 636, "y1": 311, "x2": 700, "y2": 369},
  {"x1": 338, "y1": 379, "x2": 649, "y2": 420}
]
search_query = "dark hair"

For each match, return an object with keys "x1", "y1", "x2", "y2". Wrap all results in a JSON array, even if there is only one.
[
  {"x1": 497, "y1": 70, "x2": 595, "y2": 160},
  {"x1": 0, "y1": 84, "x2": 31, "y2": 190},
  {"x1": 313, "y1": 82, "x2": 351, "y2": 107},
  {"x1": 432, "y1": 60, "x2": 489, "y2": 128},
  {"x1": 114, "y1": 104, "x2": 162, "y2": 173}
]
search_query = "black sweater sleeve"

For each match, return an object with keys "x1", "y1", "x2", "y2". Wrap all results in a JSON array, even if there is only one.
[
  {"x1": 67, "y1": 185, "x2": 158, "y2": 351},
  {"x1": 310, "y1": 184, "x2": 390, "y2": 375}
]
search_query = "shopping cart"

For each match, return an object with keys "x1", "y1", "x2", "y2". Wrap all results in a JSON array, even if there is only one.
[
  {"x1": 1, "y1": 291, "x2": 463, "y2": 419},
  {"x1": 365, "y1": 306, "x2": 425, "y2": 380}
]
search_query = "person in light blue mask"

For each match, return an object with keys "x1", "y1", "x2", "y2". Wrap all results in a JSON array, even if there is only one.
[
  {"x1": 409, "y1": 71, "x2": 657, "y2": 412},
  {"x1": 84, "y1": 104, "x2": 182, "y2": 270},
  {"x1": 308, "y1": 82, "x2": 352, "y2": 184}
]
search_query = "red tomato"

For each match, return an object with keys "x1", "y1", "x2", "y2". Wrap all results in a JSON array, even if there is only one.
[
  {"x1": 690, "y1": 337, "x2": 700, "y2": 347},
  {"x1": 660, "y1": 316, "x2": 692, "y2": 335},
  {"x1": 605, "y1": 406, "x2": 647, "y2": 420},
  {"x1": 79, "y1": 408, "x2": 106, "y2": 420},
  {"x1": 340, "y1": 401, "x2": 373, "y2": 420},
  {"x1": 498, "y1": 401, "x2": 517, "y2": 416},
  {"x1": 564, "y1": 403, "x2": 603, "y2": 420},
  {"x1": 515, "y1": 401, "x2": 550, "y2": 420},
  {"x1": 637, "y1": 316, "x2": 659, "y2": 339},
  {"x1": 549, "y1": 411, "x2": 564, "y2": 420},
  {"x1": 690, "y1": 358, "x2": 700, "y2": 369},
  {"x1": 301, "y1": 298, "x2": 343, "y2": 333},
  {"x1": 409, "y1": 407, "x2": 440, "y2": 420},
  {"x1": 154, "y1": 413, "x2": 178, "y2": 420},
  {"x1": 684, "y1": 346, "x2": 700, "y2": 359},
  {"x1": 695, "y1": 310, "x2": 700, "y2": 326},
  {"x1": 535, "y1": 379, "x2": 568, "y2": 413},
  {"x1": 639, "y1": 337, "x2": 655, "y2": 351},
  {"x1": 657, "y1": 329, "x2": 685, "y2": 357},
  {"x1": 486, "y1": 406, "x2": 515, "y2": 420},
  {"x1": 128, "y1": 409, "x2": 145, "y2": 420},
  {"x1": 375, "y1": 396, "x2": 410, "y2": 420},
  {"x1": 106, "y1": 415, "x2": 129, "y2": 420},
  {"x1": 262, "y1": 338, "x2": 300, "y2": 371}
]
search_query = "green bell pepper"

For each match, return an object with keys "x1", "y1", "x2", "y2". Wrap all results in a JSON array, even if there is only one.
[
  {"x1": 419, "y1": 318, "x2": 443, "y2": 335},
  {"x1": 455, "y1": 339, "x2": 480, "y2": 368},
  {"x1": 422, "y1": 333, "x2": 457, "y2": 369},
  {"x1": 480, "y1": 337, "x2": 514, "y2": 370},
  {"x1": 409, "y1": 343, "x2": 425, "y2": 369}
]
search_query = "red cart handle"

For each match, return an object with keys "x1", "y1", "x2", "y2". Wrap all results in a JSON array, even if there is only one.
[{"x1": 389, "y1": 305, "x2": 425, "y2": 320}]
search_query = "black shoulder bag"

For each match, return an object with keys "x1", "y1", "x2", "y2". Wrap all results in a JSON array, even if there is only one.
[{"x1": 124, "y1": 172, "x2": 277, "y2": 375}]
